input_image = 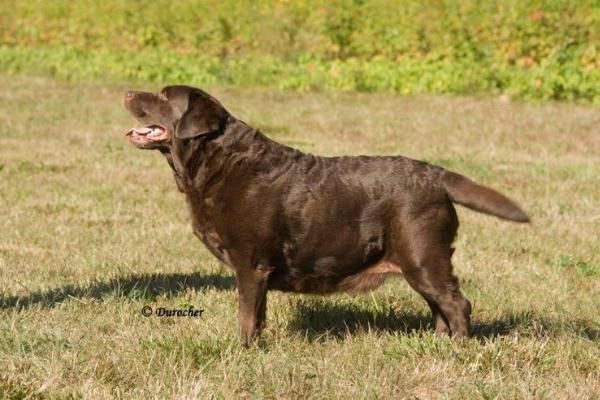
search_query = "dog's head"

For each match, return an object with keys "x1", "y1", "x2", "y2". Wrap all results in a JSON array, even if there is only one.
[{"x1": 123, "y1": 85, "x2": 229, "y2": 150}]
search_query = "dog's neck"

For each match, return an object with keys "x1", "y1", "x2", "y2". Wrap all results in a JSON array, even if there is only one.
[{"x1": 163, "y1": 117, "x2": 303, "y2": 194}]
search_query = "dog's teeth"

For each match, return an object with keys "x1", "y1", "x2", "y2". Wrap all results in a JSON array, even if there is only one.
[{"x1": 149, "y1": 128, "x2": 163, "y2": 137}]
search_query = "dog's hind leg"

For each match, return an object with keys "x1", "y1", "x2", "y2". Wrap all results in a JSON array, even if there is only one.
[
  {"x1": 391, "y1": 205, "x2": 471, "y2": 338},
  {"x1": 400, "y1": 256, "x2": 471, "y2": 338},
  {"x1": 426, "y1": 300, "x2": 451, "y2": 335}
]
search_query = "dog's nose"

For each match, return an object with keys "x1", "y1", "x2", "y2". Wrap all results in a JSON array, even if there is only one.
[{"x1": 125, "y1": 91, "x2": 136, "y2": 100}]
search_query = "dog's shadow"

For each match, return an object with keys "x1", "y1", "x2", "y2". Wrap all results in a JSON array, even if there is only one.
[
  {"x1": 2, "y1": 273, "x2": 597, "y2": 342},
  {"x1": 0, "y1": 272, "x2": 236, "y2": 310},
  {"x1": 287, "y1": 300, "x2": 430, "y2": 339},
  {"x1": 286, "y1": 300, "x2": 600, "y2": 341}
]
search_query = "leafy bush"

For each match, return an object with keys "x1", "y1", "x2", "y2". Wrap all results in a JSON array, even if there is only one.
[{"x1": 0, "y1": 0, "x2": 598, "y2": 102}]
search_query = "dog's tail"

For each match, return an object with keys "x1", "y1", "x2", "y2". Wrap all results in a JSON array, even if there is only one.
[{"x1": 441, "y1": 170, "x2": 530, "y2": 223}]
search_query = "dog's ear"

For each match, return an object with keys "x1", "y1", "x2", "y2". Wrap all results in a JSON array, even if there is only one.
[{"x1": 175, "y1": 90, "x2": 228, "y2": 140}]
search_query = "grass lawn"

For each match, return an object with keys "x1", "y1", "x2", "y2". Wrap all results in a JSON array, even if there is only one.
[{"x1": 0, "y1": 75, "x2": 598, "y2": 399}]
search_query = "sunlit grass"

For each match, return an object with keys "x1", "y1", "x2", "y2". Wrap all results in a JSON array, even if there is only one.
[{"x1": 0, "y1": 75, "x2": 598, "y2": 399}]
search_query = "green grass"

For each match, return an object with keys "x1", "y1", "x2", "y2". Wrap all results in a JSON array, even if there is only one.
[
  {"x1": 0, "y1": 75, "x2": 598, "y2": 398},
  {"x1": 1, "y1": 0, "x2": 599, "y2": 101}
]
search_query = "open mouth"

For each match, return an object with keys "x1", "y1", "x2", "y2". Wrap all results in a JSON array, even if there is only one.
[{"x1": 125, "y1": 125, "x2": 170, "y2": 147}]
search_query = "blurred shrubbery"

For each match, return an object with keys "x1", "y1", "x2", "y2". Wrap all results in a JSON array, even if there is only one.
[{"x1": 0, "y1": 0, "x2": 598, "y2": 101}]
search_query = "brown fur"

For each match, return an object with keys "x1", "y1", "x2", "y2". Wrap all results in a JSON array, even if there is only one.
[{"x1": 123, "y1": 85, "x2": 530, "y2": 346}]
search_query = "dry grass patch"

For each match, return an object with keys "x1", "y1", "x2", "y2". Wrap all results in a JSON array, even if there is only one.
[{"x1": 0, "y1": 75, "x2": 598, "y2": 399}]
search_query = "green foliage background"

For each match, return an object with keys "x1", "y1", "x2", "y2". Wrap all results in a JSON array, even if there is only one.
[{"x1": 1, "y1": 0, "x2": 598, "y2": 102}]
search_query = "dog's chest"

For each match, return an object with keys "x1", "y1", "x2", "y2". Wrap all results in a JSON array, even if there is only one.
[{"x1": 186, "y1": 194, "x2": 233, "y2": 267}]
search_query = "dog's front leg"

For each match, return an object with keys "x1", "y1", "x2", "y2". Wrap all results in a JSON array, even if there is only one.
[{"x1": 235, "y1": 264, "x2": 272, "y2": 347}]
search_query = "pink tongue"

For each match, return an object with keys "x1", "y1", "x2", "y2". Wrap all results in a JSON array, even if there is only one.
[{"x1": 134, "y1": 127, "x2": 153, "y2": 135}]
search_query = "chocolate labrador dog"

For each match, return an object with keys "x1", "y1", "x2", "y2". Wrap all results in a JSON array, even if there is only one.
[{"x1": 123, "y1": 86, "x2": 529, "y2": 346}]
